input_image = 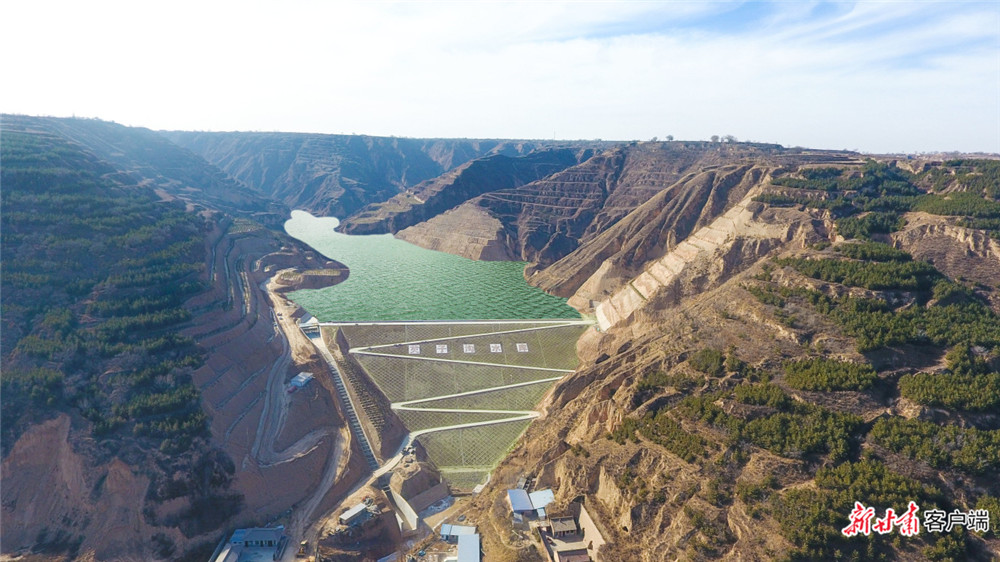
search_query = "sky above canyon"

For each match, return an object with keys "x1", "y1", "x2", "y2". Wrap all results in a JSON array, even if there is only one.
[{"x1": 5, "y1": 1, "x2": 998, "y2": 153}]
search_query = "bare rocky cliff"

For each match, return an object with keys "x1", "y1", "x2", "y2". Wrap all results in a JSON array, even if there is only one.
[
  {"x1": 589, "y1": 184, "x2": 830, "y2": 330},
  {"x1": 891, "y1": 212, "x2": 1000, "y2": 288},
  {"x1": 533, "y1": 163, "x2": 773, "y2": 304}
]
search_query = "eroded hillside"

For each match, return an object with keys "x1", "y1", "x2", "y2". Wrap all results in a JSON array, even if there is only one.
[
  {"x1": 5, "y1": 118, "x2": 1000, "y2": 562},
  {"x1": 164, "y1": 131, "x2": 581, "y2": 218},
  {"x1": 448, "y1": 158, "x2": 1000, "y2": 561},
  {"x1": 385, "y1": 142, "x2": 859, "y2": 288},
  {"x1": 340, "y1": 146, "x2": 601, "y2": 238}
]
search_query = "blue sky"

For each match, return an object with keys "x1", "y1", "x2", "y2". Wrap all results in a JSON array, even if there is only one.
[{"x1": 4, "y1": 1, "x2": 998, "y2": 153}]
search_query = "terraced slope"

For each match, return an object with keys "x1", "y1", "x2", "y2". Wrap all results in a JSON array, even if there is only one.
[
  {"x1": 1, "y1": 117, "x2": 353, "y2": 561},
  {"x1": 340, "y1": 147, "x2": 600, "y2": 237},
  {"x1": 4, "y1": 115, "x2": 286, "y2": 226}
]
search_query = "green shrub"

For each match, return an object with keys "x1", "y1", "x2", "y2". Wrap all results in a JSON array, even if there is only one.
[
  {"x1": 835, "y1": 241, "x2": 911, "y2": 262},
  {"x1": 638, "y1": 410, "x2": 708, "y2": 463},
  {"x1": 677, "y1": 388, "x2": 861, "y2": 462},
  {"x1": 974, "y1": 495, "x2": 999, "y2": 538},
  {"x1": 783, "y1": 357, "x2": 878, "y2": 391},
  {"x1": 733, "y1": 383, "x2": 791, "y2": 408},
  {"x1": 912, "y1": 192, "x2": 1000, "y2": 218},
  {"x1": 899, "y1": 372, "x2": 1000, "y2": 412},
  {"x1": 769, "y1": 460, "x2": 945, "y2": 559},
  {"x1": 608, "y1": 417, "x2": 641, "y2": 445},
  {"x1": 836, "y1": 212, "x2": 906, "y2": 239},
  {"x1": 690, "y1": 348, "x2": 726, "y2": 376},
  {"x1": 776, "y1": 257, "x2": 939, "y2": 291},
  {"x1": 869, "y1": 417, "x2": 1000, "y2": 475}
]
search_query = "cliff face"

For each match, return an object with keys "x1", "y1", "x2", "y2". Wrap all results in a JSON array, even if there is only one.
[
  {"x1": 533, "y1": 163, "x2": 772, "y2": 303},
  {"x1": 891, "y1": 212, "x2": 1000, "y2": 288},
  {"x1": 392, "y1": 146, "x2": 628, "y2": 262},
  {"x1": 163, "y1": 131, "x2": 580, "y2": 219},
  {"x1": 588, "y1": 180, "x2": 825, "y2": 330}
]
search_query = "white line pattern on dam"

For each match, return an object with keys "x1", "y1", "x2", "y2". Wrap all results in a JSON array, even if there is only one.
[{"x1": 310, "y1": 319, "x2": 592, "y2": 485}]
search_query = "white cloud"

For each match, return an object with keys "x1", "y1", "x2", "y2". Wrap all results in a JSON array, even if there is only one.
[{"x1": 3, "y1": 1, "x2": 997, "y2": 152}]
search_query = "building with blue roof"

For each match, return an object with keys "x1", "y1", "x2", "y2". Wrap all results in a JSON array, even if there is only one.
[
  {"x1": 507, "y1": 489, "x2": 533, "y2": 514},
  {"x1": 457, "y1": 533, "x2": 480, "y2": 562},
  {"x1": 440, "y1": 523, "x2": 477, "y2": 542},
  {"x1": 209, "y1": 526, "x2": 286, "y2": 562},
  {"x1": 529, "y1": 489, "x2": 555, "y2": 518}
]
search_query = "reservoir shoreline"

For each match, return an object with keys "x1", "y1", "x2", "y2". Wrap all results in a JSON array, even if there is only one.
[{"x1": 283, "y1": 210, "x2": 581, "y2": 322}]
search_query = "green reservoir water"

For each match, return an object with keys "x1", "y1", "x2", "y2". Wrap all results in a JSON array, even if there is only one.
[{"x1": 283, "y1": 211, "x2": 581, "y2": 321}]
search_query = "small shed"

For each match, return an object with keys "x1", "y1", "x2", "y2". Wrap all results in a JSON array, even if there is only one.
[
  {"x1": 340, "y1": 502, "x2": 368, "y2": 526},
  {"x1": 457, "y1": 533, "x2": 480, "y2": 562},
  {"x1": 290, "y1": 372, "x2": 314, "y2": 387},
  {"x1": 507, "y1": 489, "x2": 533, "y2": 515}
]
